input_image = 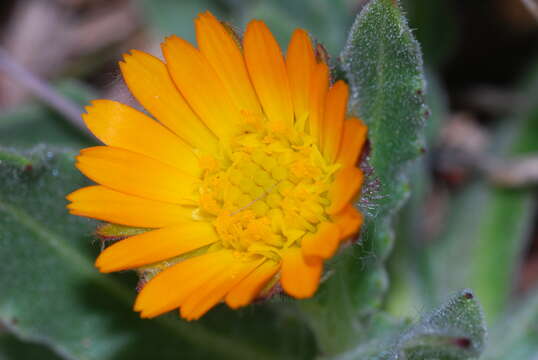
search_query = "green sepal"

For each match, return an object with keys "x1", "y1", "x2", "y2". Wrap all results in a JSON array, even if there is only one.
[{"x1": 96, "y1": 223, "x2": 150, "y2": 241}]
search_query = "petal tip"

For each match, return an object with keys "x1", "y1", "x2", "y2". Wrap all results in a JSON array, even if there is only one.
[
  {"x1": 291, "y1": 28, "x2": 308, "y2": 39},
  {"x1": 197, "y1": 10, "x2": 215, "y2": 21},
  {"x1": 94, "y1": 259, "x2": 108, "y2": 273},
  {"x1": 246, "y1": 19, "x2": 265, "y2": 30},
  {"x1": 65, "y1": 191, "x2": 76, "y2": 201}
]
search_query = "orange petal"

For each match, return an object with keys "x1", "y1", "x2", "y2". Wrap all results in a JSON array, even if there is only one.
[
  {"x1": 286, "y1": 29, "x2": 316, "y2": 128},
  {"x1": 244, "y1": 20, "x2": 294, "y2": 128},
  {"x1": 162, "y1": 36, "x2": 242, "y2": 142},
  {"x1": 119, "y1": 50, "x2": 217, "y2": 154},
  {"x1": 301, "y1": 222, "x2": 341, "y2": 259},
  {"x1": 327, "y1": 166, "x2": 364, "y2": 214},
  {"x1": 135, "y1": 250, "x2": 235, "y2": 318},
  {"x1": 333, "y1": 204, "x2": 364, "y2": 241},
  {"x1": 195, "y1": 11, "x2": 261, "y2": 115},
  {"x1": 322, "y1": 81, "x2": 349, "y2": 162},
  {"x1": 307, "y1": 62, "x2": 329, "y2": 142},
  {"x1": 281, "y1": 247, "x2": 323, "y2": 298},
  {"x1": 67, "y1": 185, "x2": 194, "y2": 228},
  {"x1": 225, "y1": 260, "x2": 280, "y2": 308},
  {"x1": 336, "y1": 117, "x2": 368, "y2": 168},
  {"x1": 83, "y1": 100, "x2": 200, "y2": 177},
  {"x1": 180, "y1": 258, "x2": 264, "y2": 320},
  {"x1": 95, "y1": 223, "x2": 218, "y2": 273},
  {"x1": 75, "y1": 146, "x2": 200, "y2": 204}
]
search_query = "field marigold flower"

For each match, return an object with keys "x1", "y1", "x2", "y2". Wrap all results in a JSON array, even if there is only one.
[{"x1": 67, "y1": 11, "x2": 367, "y2": 320}]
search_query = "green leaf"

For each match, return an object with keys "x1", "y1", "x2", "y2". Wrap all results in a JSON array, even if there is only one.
[
  {"x1": 343, "y1": 0, "x2": 427, "y2": 220},
  {"x1": 335, "y1": 290, "x2": 486, "y2": 360},
  {"x1": 421, "y1": 174, "x2": 535, "y2": 323},
  {"x1": 299, "y1": 0, "x2": 428, "y2": 354},
  {"x1": 0, "y1": 151, "x2": 33, "y2": 169},
  {"x1": 483, "y1": 287, "x2": 538, "y2": 360},
  {"x1": 397, "y1": 290, "x2": 486, "y2": 360},
  {"x1": 423, "y1": 67, "x2": 538, "y2": 321},
  {"x1": 0, "y1": 147, "x2": 315, "y2": 360},
  {"x1": 385, "y1": 70, "x2": 449, "y2": 316},
  {"x1": 0, "y1": 332, "x2": 63, "y2": 360}
]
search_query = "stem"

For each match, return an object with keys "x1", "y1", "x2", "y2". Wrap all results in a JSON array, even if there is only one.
[{"x1": 0, "y1": 47, "x2": 92, "y2": 138}]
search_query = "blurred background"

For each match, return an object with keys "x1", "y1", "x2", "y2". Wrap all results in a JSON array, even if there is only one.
[{"x1": 1, "y1": 0, "x2": 538, "y2": 358}]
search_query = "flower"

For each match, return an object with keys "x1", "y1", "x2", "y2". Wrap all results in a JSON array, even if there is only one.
[{"x1": 67, "y1": 11, "x2": 368, "y2": 320}]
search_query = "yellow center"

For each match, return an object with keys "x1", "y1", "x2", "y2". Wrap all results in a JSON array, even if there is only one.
[{"x1": 198, "y1": 125, "x2": 340, "y2": 261}]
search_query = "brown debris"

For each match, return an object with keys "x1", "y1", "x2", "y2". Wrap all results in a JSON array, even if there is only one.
[
  {"x1": 0, "y1": 0, "x2": 143, "y2": 109},
  {"x1": 488, "y1": 155, "x2": 538, "y2": 187},
  {"x1": 436, "y1": 112, "x2": 490, "y2": 185},
  {"x1": 0, "y1": 0, "x2": 68, "y2": 107}
]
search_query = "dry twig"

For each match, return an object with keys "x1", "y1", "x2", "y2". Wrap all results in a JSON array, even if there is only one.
[{"x1": 488, "y1": 155, "x2": 538, "y2": 187}]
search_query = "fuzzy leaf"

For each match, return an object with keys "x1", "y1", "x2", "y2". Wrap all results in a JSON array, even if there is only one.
[
  {"x1": 396, "y1": 290, "x2": 486, "y2": 360},
  {"x1": 343, "y1": 0, "x2": 427, "y2": 220},
  {"x1": 0, "y1": 147, "x2": 315, "y2": 360},
  {"x1": 300, "y1": 0, "x2": 428, "y2": 354},
  {"x1": 336, "y1": 290, "x2": 486, "y2": 360},
  {"x1": 385, "y1": 70, "x2": 449, "y2": 316}
]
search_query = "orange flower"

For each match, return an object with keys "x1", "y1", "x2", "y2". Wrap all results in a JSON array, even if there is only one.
[{"x1": 67, "y1": 11, "x2": 367, "y2": 320}]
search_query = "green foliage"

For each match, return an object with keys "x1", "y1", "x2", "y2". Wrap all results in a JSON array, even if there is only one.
[
  {"x1": 384, "y1": 71, "x2": 449, "y2": 316},
  {"x1": 336, "y1": 290, "x2": 486, "y2": 360},
  {"x1": 396, "y1": 290, "x2": 485, "y2": 360},
  {"x1": 343, "y1": 0, "x2": 427, "y2": 219},
  {"x1": 483, "y1": 288, "x2": 538, "y2": 359},
  {"x1": 419, "y1": 70, "x2": 538, "y2": 322},
  {"x1": 0, "y1": 333, "x2": 62, "y2": 360}
]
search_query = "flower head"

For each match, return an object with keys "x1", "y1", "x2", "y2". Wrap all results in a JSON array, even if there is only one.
[{"x1": 67, "y1": 11, "x2": 367, "y2": 320}]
